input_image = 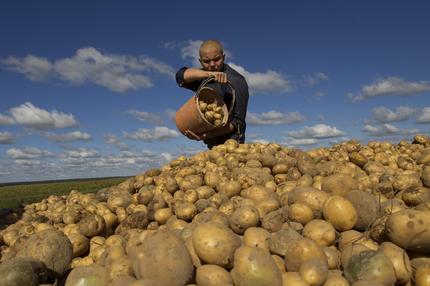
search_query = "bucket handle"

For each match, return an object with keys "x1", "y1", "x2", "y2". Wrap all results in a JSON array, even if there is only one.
[{"x1": 196, "y1": 76, "x2": 236, "y2": 117}]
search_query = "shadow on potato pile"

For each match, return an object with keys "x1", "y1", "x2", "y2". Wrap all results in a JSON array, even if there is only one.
[{"x1": 1, "y1": 135, "x2": 430, "y2": 286}]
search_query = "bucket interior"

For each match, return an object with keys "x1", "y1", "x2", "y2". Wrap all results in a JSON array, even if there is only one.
[{"x1": 196, "y1": 87, "x2": 229, "y2": 127}]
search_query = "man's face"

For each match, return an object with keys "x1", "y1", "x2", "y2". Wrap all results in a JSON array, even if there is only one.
[{"x1": 199, "y1": 47, "x2": 225, "y2": 71}]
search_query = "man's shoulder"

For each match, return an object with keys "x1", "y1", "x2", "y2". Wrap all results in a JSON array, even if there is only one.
[{"x1": 224, "y1": 64, "x2": 246, "y2": 82}]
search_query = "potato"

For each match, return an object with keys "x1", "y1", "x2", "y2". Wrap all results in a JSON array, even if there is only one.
[
  {"x1": 385, "y1": 209, "x2": 430, "y2": 252},
  {"x1": 154, "y1": 207, "x2": 173, "y2": 225},
  {"x1": 192, "y1": 221, "x2": 241, "y2": 269},
  {"x1": 107, "y1": 192, "x2": 133, "y2": 211},
  {"x1": 107, "y1": 256, "x2": 134, "y2": 281},
  {"x1": 393, "y1": 172, "x2": 422, "y2": 193},
  {"x1": 179, "y1": 174, "x2": 203, "y2": 190},
  {"x1": 299, "y1": 258, "x2": 328, "y2": 286},
  {"x1": 255, "y1": 197, "x2": 280, "y2": 218},
  {"x1": 231, "y1": 246, "x2": 282, "y2": 286},
  {"x1": 89, "y1": 236, "x2": 106, "y2": 252},
  {"x1": 16, "y1": 229, "x2": 73, "y2": 276},
  {"x1": 217, "y1": 180, "x2": 242, "y2": 198},
  {"x1": 195, "y1": 264, "x2": 233, "y2": 286},
  {"x1": 282, "y1": 272, "x2": 309, "y2": 286},
  {"x1": 322, "y1": 246, "x2": 341, "y2": 270},
  {"x1": 289, "y1": 186, "x2": 329, "y2": 215},
  {"x1": 184, "y1": 237, "x2": 202, "y2": 268},
  {"x1": 261, "y1": 208, "x2": 288, "y2": 232},
  {"x1": 0, "y1": 258, "x2": 48, "y2": 286},
  {"x1": 105, "y1": 234, "x2": 126, "y2": 248},
  {"x1": 322, "y1": 174, "x2": 358, "y2": 196},
  {"x1": 129, "y1": 229, "x2": 193, "y2": 285},
  {"x1": 344, "y1": 189, "x2": 380, "y2": 231},
  {"x1": 422, "y1": 165, "x2": 430, "y2": 188},
  {"x1": 183, "y1": 189, "x2": 198, "y2": 204},
  {"x1": 241, "y1": 185, "x2": 274, "y2": 202},
  {"x1": 100, "y1": 245, "x2": 126, "y2": 265},
  {"x1": 2, "y1": 229, "x2": 19, "y2": 246},
  {"x1": 379, "y1": 241, "x2": 412, "y2": 284},
  {"x1": 115, "y1": 211, "x2": 149, "y2": 235},
  {"x1": 243, "y1": 227, "x2": 271, "y2": 252},
  {"x1": 65, "y1": 265, "x2": 109, "y2": 286},
  {"x1": 272, "y1": 254, "x2": 286, "y2": 273},
  {"x1": 344, "y1": 250, "x2": 396, "y2": 286},
  {"x1": 109, "y1": 275, "x2": 137, "y2": 286},
  {"x1": 229, "y1": 205, "x2": 260, "y2": 234},
  {"x1": 415, "y1": 265, "x2": 430, "y2": 286},
  {"x1": 288, "y1": 203, "x2": 314, "y2": 224},
  {"x1": 323, "y1": 196, "x2": 357, "y2": 231},
  {"x1": 322, "y1": 271, "x2": 349, "y2": 286},
  {"x1": 78, "y1": 214, "x2": 106, "y2": 238},
  {"x1": 90, "y1": 245, "x2": 106, "y2": 264},
  {"x1": 67, "y1": 232, "x2": 90, "y2": 258},
  {"x1": 402, "y1": 186, "x2": 430, "y2": 206},
  {"x1": 303, "y1": 219, "x2": 336, "y2": 247},
  {"x1": 284, "y1": 238, "x2": 327, "y2": 272},
  {"x1": 349, "y1": 152, "x2": 368, "y2": 168},
  {"x1": 340, "y1": 243, "x2": 372, "y2": 270},
  {"x1": 269, "y1": 227, "x2": 303, "y2": 257},
  {"x1": 175, "y1": 202, "x2": 197, "y2": 222}
]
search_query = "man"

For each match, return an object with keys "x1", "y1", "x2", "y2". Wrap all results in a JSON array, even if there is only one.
[{"x1": 176, "y1": 40, "x2": 249, "y2": 149}]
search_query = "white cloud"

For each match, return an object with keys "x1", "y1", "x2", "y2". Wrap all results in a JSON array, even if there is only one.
[
  {"x1": 7, "y1": 147, "x2": 54, "y2": 159},
  {"x1": 0, "y1": 132, "x2": 15, "y2": 144},
  {"x1": 105, "y1": 134, "x2": 129, "y2": 150},
  {"x1": 416, "y1": 107, "x2": 430, "y2": 123},
  {"x1": 362, "y1": 123, "x2": 400, "y2": 136},
  {"x1": 0, "y1": 113, "x2": 16, "y2": 125},
  {"x1": 371, "y1": 106, "x2": 416, "y2": 123},
  {"x1": 247, "y1": 111, "x2": 305, "y2": 125},
  {"x1": 402, "y1": 128, "x2": 421, "y2": 135},
  {"x1": 250, "y1": 139, "x2": 270, "y2": 144},
  {"x1": 124, "y1": 126, "x2": 179, "y2": 142},
  {"x1": 14, "y1": 159, "x2": 41, "y2": 166},
  {"x1": 45, "y1": 131, "x2": 92, "y2": 142},
  {"x1": 181, "y1": 40, "x2": 203, "y2": 67},
  {"x1": 349, "y1": 77, "x2": 430, "y2": 101},
  {"x1": 64, "y1": 148, "x2": 99, "y2": 158},
  {"x1": 165, "y1": 109, "x2": 177, "y2": 122},
  {"x1": 303, "y1": 72, "x2": 329, "y2": 85},
  {"x1": 127, "y1": 110, "x2": 164, "y2": 124},
  {"x1": 285, "y1": 138, "x2": 319, "y2": 146},
  {"x1": 228, "y1": 63, "x2": 291, "y2": 94},
  {"x1": 8, "y1": 102, "x2": 78, "y2": 129},
  {"x1": 3, "y1": 47, "x2": 175, "y2": 93},
  {"x1": 161, "y1": 152, "x2": 174, "y2": 162},
  {"x1": 286, "y1": 124, "x2": 346, "y2": 139},
  {"x1": 2, "y1": 55, "x2": 53, "y2": 81}
]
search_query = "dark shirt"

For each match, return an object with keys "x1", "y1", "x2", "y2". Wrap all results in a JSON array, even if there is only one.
[{"x1": 176, "y1": 64, "x2": 249, "y2": 149}]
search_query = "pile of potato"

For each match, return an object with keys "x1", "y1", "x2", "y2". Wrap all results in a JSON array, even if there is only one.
[
  {"x1": 198, "y1": 100, "x2": 225, "y2": 127},
  {"x1": 1, "y1": 134, "x2": 430, "y2": 286}
]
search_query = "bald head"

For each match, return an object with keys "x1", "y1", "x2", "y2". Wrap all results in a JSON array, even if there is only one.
[{"x1": 199, "y1": 40, "x2": 224, "y2": 57}]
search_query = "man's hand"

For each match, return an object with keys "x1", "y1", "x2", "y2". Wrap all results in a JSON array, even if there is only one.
[
  {"x1": 208, "y1": 72, "x2": 228, "y2": 83},
  {"x1": 184, "y1": 130, "x2": 204, "y2": 141}
]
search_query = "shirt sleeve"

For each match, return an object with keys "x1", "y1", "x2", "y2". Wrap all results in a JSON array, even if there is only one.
[{"x1": 175, "y1": 67, "x2": 201, "y2": 92}]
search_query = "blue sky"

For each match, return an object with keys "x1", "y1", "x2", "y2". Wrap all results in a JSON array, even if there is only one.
[{"x1": 1, "y1": 1, "x2": 429, "y2": 182}]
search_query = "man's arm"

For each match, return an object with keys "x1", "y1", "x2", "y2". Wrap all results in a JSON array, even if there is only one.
[{"x1": 183, "y1": 68, "x2": 227, "y2": 83}]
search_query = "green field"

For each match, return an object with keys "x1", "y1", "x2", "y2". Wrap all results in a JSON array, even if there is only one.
[{"x1": 0, "y1": 177, "x2": 129, "y2": 209}]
